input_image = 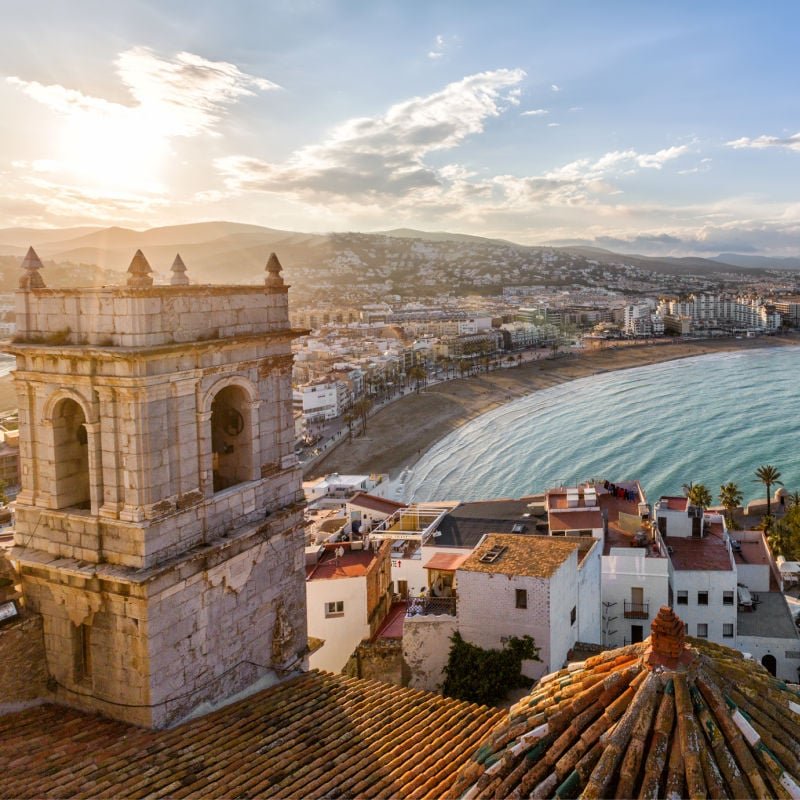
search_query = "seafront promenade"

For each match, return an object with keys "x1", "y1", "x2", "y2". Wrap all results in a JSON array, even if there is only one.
[{"x1": 310, "y1": 334, "x2": 799, "y2": 480}]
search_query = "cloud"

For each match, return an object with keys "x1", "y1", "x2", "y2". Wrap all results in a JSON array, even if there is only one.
[
  {"x1": 8, "y1": 46, "x2": 278, "y2": 139},
  {"x1": 521, "y1": 108, "x2": 548, "y2": 117},
  {"x1": 5, "y1": 47, "x2": 278, "y2": 218},
  {"x1": 551, "y1": 84, "x2": 561, "y2": 92},
  {"x1": 216, "y1": 66, "x2": 695, "y2": 235},
  {"x1": 727, "y1": 132, "x2": 800, "y2": 152},
  {"x1": 427, "y1": 33, "x2": 459, "y2": 61},
  {"x1": 678, "y1": 157, "x2": 712, "y2": 175},
  {"x1": 217, "y1": 68, "x2": 526, "y2": 201},
  {"x1": 568, "y1": 106, "x2": 582, "y2": 112},
  {"x1": 547, "y1": 122, "x2": 560, "y2": 128}
]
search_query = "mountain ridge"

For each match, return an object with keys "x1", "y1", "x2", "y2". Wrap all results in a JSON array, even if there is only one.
[{"x1": 0, "y1": 221, "x2": 795, "y2": 289}]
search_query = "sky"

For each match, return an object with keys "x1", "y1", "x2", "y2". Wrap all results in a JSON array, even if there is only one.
[{"x1": 3, "y1": 1, "x2": 800, "y2": 255}]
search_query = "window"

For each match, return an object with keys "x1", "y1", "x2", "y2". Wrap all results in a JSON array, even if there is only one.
[
  {"x1": 677, "y1": 590, "x2": 688, "y2": 605},
  {"x1": 723, "y1": 623, "x2": 734, "y2": 638},
  {"x1": 697, "y1": 623, "x2": 708, "y2": 638},
  {"x1": 723, "y1": 591, "x2": 734, "y2": 606},
  {"x1": 515, "y1": 589, "x2": 528, "y2": 609},
  {"x1": 697, "y1": 591, "x2": 709, "y2": 606},
  {"x1": 570, "y1": 606, "x2": 577, "y2": 625},
  {"x1": 210, "y1": 384, "x2": 253, "y2": 493},
  {"x1": 325, "y1": 601, "x2": 344, "y2": 617},
  {"x1": 52, "y1": 398, "x2": 91, "y2": 510}
]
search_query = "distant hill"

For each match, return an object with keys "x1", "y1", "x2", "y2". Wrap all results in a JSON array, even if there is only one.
[
  {"x1": 711, "y1": 253, "x2": 800, "y2": 270},
  {"x1": 559, "y1": 246, "x2": 760, "y2": 276},
  {"x1": 0, "y1": 221, "x2": 790, "y2": 292}
]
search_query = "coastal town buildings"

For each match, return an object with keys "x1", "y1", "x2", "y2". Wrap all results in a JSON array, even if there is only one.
[
  {"x1": 2, "y1": 246, "x2": 800, "y2": 798},
  {"x1": 402, "y1": 530, "x2": 602, "y2": 689},
  {"x1": 535, "y1": 480, "x2": 800, "y2": 680},
  {"x1": 306, "y1": 539, "x2": 392, "y2": 672},
  {"x1": 658, "y1": 293, "x2": 782, "y2": 334}
]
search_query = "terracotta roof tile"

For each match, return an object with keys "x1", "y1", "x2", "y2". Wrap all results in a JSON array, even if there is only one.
[
  {"x1": 460, "y1": 533, "x2": 579, "y2": 578},
  {"x1": 0, "y1": 671, "x2": 503, "y2": 800},
  {"x1": 452, "y1": 607, "x2": 800, "y2": 799}
]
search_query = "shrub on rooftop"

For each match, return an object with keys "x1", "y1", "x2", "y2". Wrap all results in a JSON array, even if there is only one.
[{"x1": 441, "y1": 631, "x2": 539, "y2": 706}]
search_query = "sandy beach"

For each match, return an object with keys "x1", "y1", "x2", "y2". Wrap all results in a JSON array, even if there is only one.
[{"x1": 309, "y1": 335, "x2": 799, "y2": 480}]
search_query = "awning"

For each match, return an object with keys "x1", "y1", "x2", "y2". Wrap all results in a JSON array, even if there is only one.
[
  {"x1": 424, "y1": 552, "x2": 469, "y2": 571},
  {"x1": 779, "y1": 561, "x2": 800, "y2": 573}
]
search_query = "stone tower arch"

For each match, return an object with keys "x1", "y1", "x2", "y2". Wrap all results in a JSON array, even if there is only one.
[{"x1": 9, "y1": 252, "x2": 307, "y2": 727}]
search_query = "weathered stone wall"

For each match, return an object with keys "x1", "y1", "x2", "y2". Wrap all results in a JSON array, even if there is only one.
[
  {"x1": 0, "y1": 612, "x2": 50, "y2": 707},
  {"x1": 10, "y1": 275, "x2": 308, "y2": 728},
  {"x1": 148, "y1": 507, "x2": 308, "y2": 727},
  {"x1": 19, "y1": 502, "x2": 307, "y2": 727},
  {"x1": 15, "y1": 286, "x2": 290, "y2": 347},
  {"x1": 12, "y1": 338, "x2": 296, "y2": 546},
  {"x1": 402, "y1": 615, "x2": 458, "y2": 692},
  {"x1": 343, "y1": 638, "x2": 405, "y2": 686}
]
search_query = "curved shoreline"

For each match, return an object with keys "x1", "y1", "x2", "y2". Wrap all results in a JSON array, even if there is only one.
[{"x1": 309, "y1": 335, "x2": 799, "y2": 481}]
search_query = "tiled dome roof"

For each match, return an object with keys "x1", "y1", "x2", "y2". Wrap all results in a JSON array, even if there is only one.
[{"x1": 452, "y1": 607, "x2": 800, "y2": 799}]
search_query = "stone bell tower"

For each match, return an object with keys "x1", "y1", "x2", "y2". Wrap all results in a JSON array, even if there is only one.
[{"x1": 9, "y1": 249, "x2": 307, "y2": 727}]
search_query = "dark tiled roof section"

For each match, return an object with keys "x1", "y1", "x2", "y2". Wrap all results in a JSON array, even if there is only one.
[
  {"x1": 436, "y1": 498, "x2": 545, "y2": 548},
  {"x1": 451, "y1": 630, "x2": 800, "y2": 799},
  {"x1": 0, "y1": 671, "x2": 503, "y2": 800}
]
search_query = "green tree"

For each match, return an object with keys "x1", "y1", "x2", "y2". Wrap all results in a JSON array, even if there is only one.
[
  {"x1": 686, "y1": 483, "x2": 712, "y2": 510},
  {"x1": 441, "y1": 632, "x2": 540, "y2": 705},
  {"x1": 769, "y1": 503, "x2": 800, "y2": 560},
  {"x1": 754, "y1": 464, "x2": 783, "y2": 520},
  {"x1": 719, "y1": 482, "x2": 743, "y2": 530}
]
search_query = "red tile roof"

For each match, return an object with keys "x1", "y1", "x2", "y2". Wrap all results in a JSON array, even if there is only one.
[
  {"x1": 452, "y1": 609, "x2": 800, "y2": 799},
  {"x1": 424, "y1": 552, "x2": 470, "y2": 571},
  {"x1": 306, "y1": 547, "x2": 378, "y2": 580},
  {"x1": 0, "y1": 671, "x2": 504, "y2": 800},
  {"x1": 662, "y1": 496, "x2": 688, "y2": 511},
  {"x1": 664, "y1": 534, "x2": 733, "y2": 571},
  {"x1": 548, "y1": 509, "x2": 603, "y2": 532},
  {"x1": 349, "y1": 491, "x2": 406, "y2": 515}
]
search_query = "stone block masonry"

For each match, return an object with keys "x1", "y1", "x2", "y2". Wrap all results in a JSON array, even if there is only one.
[{"x1": 9, "y1": 252, "x2": 310, "y2": 727}]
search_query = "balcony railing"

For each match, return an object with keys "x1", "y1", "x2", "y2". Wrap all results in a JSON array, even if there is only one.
[
  {"x1": 623, "y1": 601, "x2": 649, "y2": 619},
  {"x1": 406, "y1": 595, "x2": 456, "y2": 617}
]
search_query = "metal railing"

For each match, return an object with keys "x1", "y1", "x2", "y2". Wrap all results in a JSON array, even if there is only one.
[
  {"x1": 623, "y1": 601, "x2": 649, "y2": 619},
  {"x1": 405, "y1": 595, "x2": 456, "y2": 617}
]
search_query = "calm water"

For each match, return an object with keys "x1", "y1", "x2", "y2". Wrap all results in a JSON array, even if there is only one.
[{"x1": 403, "y1": 347, "x2": 800, "y2": 505}]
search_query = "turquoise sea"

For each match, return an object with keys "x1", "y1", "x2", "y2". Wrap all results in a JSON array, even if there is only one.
[{"x1": 402, "y1": 346, "x2": 800, "y2": 505}]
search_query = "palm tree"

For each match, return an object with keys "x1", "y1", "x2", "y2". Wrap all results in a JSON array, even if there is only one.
[
  {"x1": 754, "y1": 464, "x2": 783, "y2": 519},
  {"x1": 719, "y1": 482, "x2": 743, "y2": 530},
  {"x1": 408, "y1": 365, "x2": 427, "y2": 393},
  {"x1": 687, "y1": 483, "x2": 712, "y2": 510}
]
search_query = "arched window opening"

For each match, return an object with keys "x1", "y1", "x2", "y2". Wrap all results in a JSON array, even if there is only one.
[
  {"x1": 211, "y1": 386, "x2": 252, "y2": 493},
  {"x1": 761, "y1": 653, "x2": 777, "y2": 677},
  {"x1": 52, "y1": 398, "x2": 90, "y2": 510}
]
